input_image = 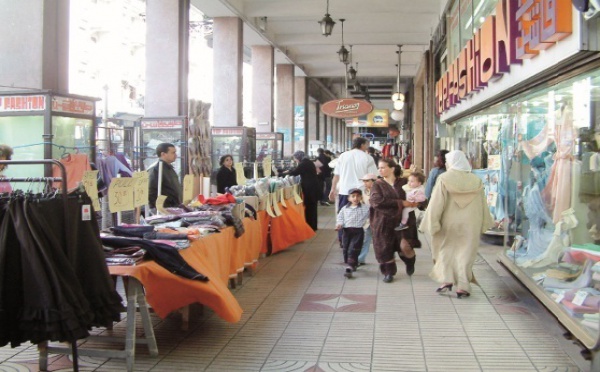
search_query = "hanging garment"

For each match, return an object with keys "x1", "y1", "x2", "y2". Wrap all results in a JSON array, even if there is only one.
[
  {"x1": 52, "y1": 153, "x2": 92, "y2": 191},
  {"x1": 0, "y1": 191, "x2": 123, "y2": 348},
  {"x1": 26, "y1": 194, "x2": 123, "y2": 326}
]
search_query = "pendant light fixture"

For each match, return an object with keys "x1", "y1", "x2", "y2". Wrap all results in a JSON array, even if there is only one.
[
  {"x1": 318, "y1": 0, "x2": 335, "y2": 37},
  {"x1": 337, "y1": 19, "x2": 349, "y2": 64},
  {"x1": 391, "y1": 45, "x2": 405, "y2": 107},
  {"x1": 347, "y1": 45, "x2": 357, "y2": 80}
]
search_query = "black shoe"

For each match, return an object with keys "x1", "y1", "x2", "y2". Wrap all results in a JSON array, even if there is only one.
[
  {"x1": 436, "y1": 283, "x2": 453, "y2": 293},
  {"x1": 456, "y1": 291, "x2": 470, "y2": 299},
  {"x1": 358, "y1": 262, "x2": 366, "y2": 266},
  {"x1": 400, "y1": 255, "x2": 416, "y2": 276},
  {"x1": 344, "y1": 268, "x2": 353, "y2": 278},
  {"x1": 320, "y1": 201, "x2": 331, "y2": 206},
  {"x1": 382, "y1": 275, "x2": 393, "y2": 283}
]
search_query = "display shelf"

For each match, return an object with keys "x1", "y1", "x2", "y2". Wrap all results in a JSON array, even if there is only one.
[{"x1": 498, "y1": 253, "x2": 599, "y2": 350}]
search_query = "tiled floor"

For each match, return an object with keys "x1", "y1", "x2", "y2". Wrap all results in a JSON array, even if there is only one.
[{"x1": 0, "y1": 205, "x2": 591, "y2": 371}]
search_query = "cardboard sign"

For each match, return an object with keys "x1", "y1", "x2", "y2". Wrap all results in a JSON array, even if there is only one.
[
  {"x1": 234, "y1": 162, "x2": 247, "y2": 185},
  {"x1": 293, "y1": 185, "x2": 303, "y2": 204},
  {"x1": 182, "y1": 174, "x2": 194, "y2": 204},
  {"x1": 280, "y1": 188, "x2": 287, "y2": 208},
  {"x1": 81, "y1": 170, "x2": 100, "y2": 211},
  {"x1": 108, "y1": 178, "x2": 135, "y2": 212},
  {"x1": 263, "y1": 157, "x2": 272, "y2": 177},
  {"x1": 266, "y1": 190, "x2": 276, "y2": 217},
  {"x1": 132, "y1": 172, "x2": 149, "y2": 208},
  {"x1": 156, "y1": 195, "x2": 168, "y2": 214},
  {"x1": 272, "y1": 192, "x2": 282, "y2": 216}
]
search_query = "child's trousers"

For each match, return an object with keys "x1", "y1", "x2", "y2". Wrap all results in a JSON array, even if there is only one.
[{"x1": 342, "y1": 227, "x2": 364, "y2": 268}]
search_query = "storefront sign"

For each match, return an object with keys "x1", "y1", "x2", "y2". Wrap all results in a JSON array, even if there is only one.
[
  {"x1": 257, "y1": 133, "x2": 277, "y2": 140},
  {"x1": 141, "y1": 119, "x2": 184, "y2": 129},
  {"x1": 321, "y1": 98, "x2": 373, "y2": 118},
  {"x1": 52, "y1": 96, "x2": 94, "y2": 115},
  {"x1": 0, "y1": 95, "x2": 46, "y2": 112},
  {"x1": 345, "y1": 109, "x2": 389, "y2": 127},
  {"x1": 436, "y1": 0, "x2": 572, "y2": 115},
  {"x1": 212, "y1": 128, "x2": 243, "y2": 136}
]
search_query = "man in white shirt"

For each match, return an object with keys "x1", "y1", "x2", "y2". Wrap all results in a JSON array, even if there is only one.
[{"x1": 329, "y1": 137, "x2": 378, "y2": 212}]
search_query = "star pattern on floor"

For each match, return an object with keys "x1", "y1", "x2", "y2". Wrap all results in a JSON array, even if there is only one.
[{"x1": 296, "y1": 294, "x2": 376, "y2": 312}]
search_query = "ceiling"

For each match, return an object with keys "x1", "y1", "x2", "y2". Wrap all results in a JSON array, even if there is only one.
[{"x1": 191, "y1": 0, "x2": 447, "y2": 110}]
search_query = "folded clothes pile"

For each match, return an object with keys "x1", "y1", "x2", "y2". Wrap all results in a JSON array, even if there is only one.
[{"x1": 103, "y1": 245, "x2": 146, "y2": 266}]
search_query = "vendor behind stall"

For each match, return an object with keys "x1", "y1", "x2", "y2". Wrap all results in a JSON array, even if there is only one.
[{"x1": 148, "y1": 143, "x2": 182, "y2": 209}]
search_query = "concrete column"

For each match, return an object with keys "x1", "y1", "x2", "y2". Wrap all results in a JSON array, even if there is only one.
[
  {"x1": 294, "y1": 77, "x2": 307, "y2": 153},
  {"x1": 0, "y1": 0, "x2": 69, "y2": 93},
  {"x1": 313, "y1": 103, "x2": 320, "y2": 142},
  {"x1": 317, "y1": 111, "x2": 327, "y2": 146},
  {"x1": 276, "y1": 64, "x2": 294, "y2": 156},
  {"x1": 306, "y1": 102, "x2": 319, "y2": 144},
  {"x1": 213, "y1": 17, "x2": 243, "y2": 126},
  {"x1": 145, "y1": 0, "x2": 189, "y2": 116},
  {"x1": 251, "y1": 45, "x2": 274, "y2": 132},
  {"x1": 327, "y1": 116, "x2": 333, "y2": 150},
  {"x1": 335, "y1": 119, "x2": 340, "y2": 152}
]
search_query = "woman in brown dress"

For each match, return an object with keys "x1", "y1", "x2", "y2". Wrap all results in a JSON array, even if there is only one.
[{"x1": 370, "y1": 158, "x2": 421, "y2": 283}]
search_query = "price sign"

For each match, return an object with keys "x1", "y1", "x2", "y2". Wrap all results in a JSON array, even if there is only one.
[
  {"x1": 280, "y1": 189, "x2": 287, "y2": 208},
  {"x1": 82, "y1": 170, "x2": 100, "y2": 211},
  {"x1": 234, "y1": 162, "x2": 247, "y2": 186},
  {"x1": 272, "y1": 192, "x2": 282, "y2": 216},
  {"x1": 108, "y1": 178, "x2": 135, "y2": 212},
  {"x1": 293, "y1": 185, "x2": 303, "y2": 204},
  {"x1": 156, "y1": 195, "x2": 168, "y2": 214},
  {"x1": 263, "y1": 157, "x2": 272, "y2": 177},
  {"x1": 572, "y1": 290, "x2": 589, "y2": 306},
  {"x1": 266, "y1": 191, "x2": 276, "y2": 217},
  {"x1": 132, "y1": 172, "x2": 149, "y2": 208},
  {"x1": 182, "y1": 174, "x2": 194, "y2": 203}
]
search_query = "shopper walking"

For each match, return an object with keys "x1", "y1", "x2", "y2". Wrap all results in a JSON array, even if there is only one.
[
  {"x1": 329, "y1": 137, "x2": 378, "y2": 211},
  {"x1": 335, "y1": 188, "x2": 370, "y2": 278},
  {"x1": 424, "y1": 149, "x2": 449, "y2": 199},
  {"x1": 419, "y1": 150, "x2": 494, "y2": 298},
  {"x1": 216, "y1": 154, "x2": 237, "y2": 194},
  {"x1": 289, "y1": 150, "x2": 321, "y2": 231},
  {"x1": 316, "y1": 148, "x2": 332, "y2": 206},
  {"x1": 329, "y1": 137, "x2": 377, "y2": 244},
  {"x1": 370, "y1": 158, "x2": 422, "y2": 283},
  {"x1": 357, "y1": 173, "x2": 378, "y2": 265}
]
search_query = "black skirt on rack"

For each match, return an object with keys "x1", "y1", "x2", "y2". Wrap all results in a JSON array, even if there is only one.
[{"x1": 0, "y1": 193, "x2": 123, "y2": 348}]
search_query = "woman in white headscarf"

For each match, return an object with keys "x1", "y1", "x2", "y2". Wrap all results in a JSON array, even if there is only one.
[{"x1": 419, "y1": 150, "x2": 493, "y2": 298}]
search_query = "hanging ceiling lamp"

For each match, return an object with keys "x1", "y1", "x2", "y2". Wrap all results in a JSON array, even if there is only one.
[
  {"x1": 347, "y1": 46, "x2": 357, "y2": 80},
  {"x1": 318, "y1": 0, "x2": 335, "y2": 36},
  {"x1": 391, "y1": 45, "x2": 405, "y2": 105},
  {"x1": 337, "y1": 19, "x2": 349, "y2": 64},
  {"x1": 348, "y1": 62, "x2": 357, "y2": 80}
]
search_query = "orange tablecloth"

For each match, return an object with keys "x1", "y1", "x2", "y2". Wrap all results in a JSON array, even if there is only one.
[
  {"x1": 108, "y1": 217, "x2": 262, "y2": 323},
  {"x1": 257, "y1": 210, "x2": 270, "y2": 254},
  {"x1": 270, "y1": 198, "x2": 315, "y2": 254}
]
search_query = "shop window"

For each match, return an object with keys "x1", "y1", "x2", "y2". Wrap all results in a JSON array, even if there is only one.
[{"x1": 450, "y1": 67, "x2": 600, "y2": 342}]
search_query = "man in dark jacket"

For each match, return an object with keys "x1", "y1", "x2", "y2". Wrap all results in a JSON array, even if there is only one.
[
  {"x1": 316, "y1": 148, "x2": 332, "y2": 206},
  {"x1": 148, "y1": 143, "x2": 182, "y2": 209}
]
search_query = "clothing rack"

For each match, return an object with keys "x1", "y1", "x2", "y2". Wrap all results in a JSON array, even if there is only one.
[
  {"x1": 1, "y1": 159, "x2": 158, "y2": 371},
  {"x1": 0, "y1": 159, "x2": 78, "y2": 371}
]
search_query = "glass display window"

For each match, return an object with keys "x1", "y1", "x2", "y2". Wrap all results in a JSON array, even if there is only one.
[
  {"x1": 52, "y1": 116, "x2": 94, "y2": 159},
  {"x1": 451, "y1": 67, "x2": 600, "y2": 347},
  {"x1": 0, "y1": 116, "x2": 45, "y2": 178}
]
